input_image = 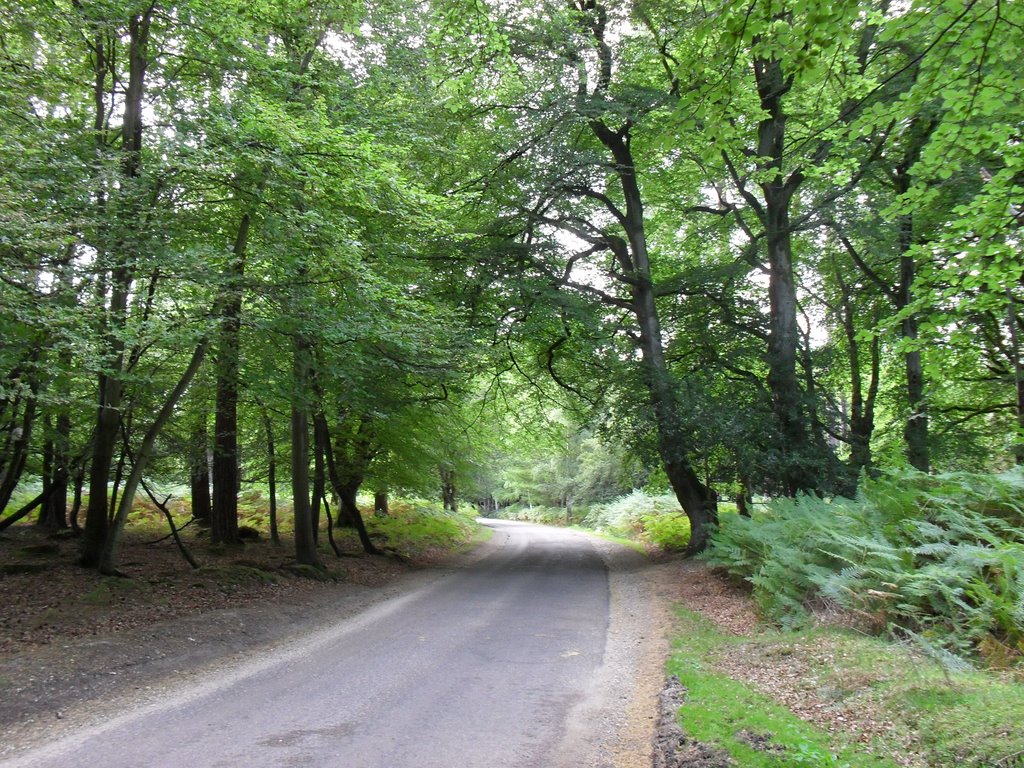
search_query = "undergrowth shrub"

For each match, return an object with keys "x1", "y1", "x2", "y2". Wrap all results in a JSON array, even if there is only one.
[
  {"x1": 583, "y1": 491, "x2": 690, "y2": 549},
  {"x1": 705, "y1": 469, "x2": 1024, "y2": 663},
  {"x1": 493, "y1": 504, "x2": 573, "y2": 525},
  {"x1": 366, "y1": 499, "x2": 476, "y2": 556}
]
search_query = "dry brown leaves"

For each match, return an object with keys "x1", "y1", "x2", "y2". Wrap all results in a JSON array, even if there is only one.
[{"x1": 0, "y1": 525, "x2": 407, "y2": 656}]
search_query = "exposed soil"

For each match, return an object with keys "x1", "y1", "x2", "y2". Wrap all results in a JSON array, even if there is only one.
[{"x1": 652, "y1": 675, "x2": 733, "y2": 768}]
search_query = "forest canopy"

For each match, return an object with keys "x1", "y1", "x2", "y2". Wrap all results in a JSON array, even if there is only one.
[{"x1": 1, "y1": 0, "x2": 1022, "y2": 569}]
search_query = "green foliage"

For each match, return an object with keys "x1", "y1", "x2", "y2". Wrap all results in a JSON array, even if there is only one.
[
  {"x1": 365, "y1": 498, "x2": 478, "y2": 558},
  {"x1": 706, "y1": 469, "x2": 1024, "y2": 661},
  {"x1": 582, "y1": 490, "x2": 691, "y2": 550},
  {"x1": 493, "y1": 504, "x2": 573, "y2": 526}
]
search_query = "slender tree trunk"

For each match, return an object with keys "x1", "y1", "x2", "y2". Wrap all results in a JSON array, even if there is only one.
[
  {"x1": 210, "y1": 213, "x2": 251, "y2": 545},
  {"x1": 891, "y1": 118, "x2": 937, "y2": 473},
  {"x1": 374, "y1": 491, "x2": 389, "y2": 517},
  {"x1": 440, "y1": 466, "x2": 457, "y2": 512},
  {"x1": 209, "y1": 38, "x2": 320, "y2": 545},
  {"x1": 261, "y1": 408, "x2": 279, "y2": 544},
  {"x1": 588, "y1": 120, "x2": 716, "y2": 554},
  {"x1": 836, "y1": 263, "x2": 877, "y2": 480},
  {"x1": 40, "y1": 337, "x2": 73, "y2": 529},
  {"x1": 898, "y1": 229, "x2": 929, "y2": 472},
  {"x1": 765, "y1": 213, "x2": 813, "y2": 493},
  {"x1": 752, "y1": 50, "x2": 819, "y2": 495},
  {"x1": 291, "y1": 335, "x2": 322, "y2": 568},
  {"x1": 1007, "y1": 291, "x2": 1024, "y2": 465},
  {"x1": 189, "y1": 420, "x2": 212, "y2": 522},
  {"x1": 0, "y1": 386, "x2": 37, "y2": 514},
  {"x1": 99, "y1": 339, "x2": 208, "y2": 574},
  {"x1": 82, "y1": 9, "x2": 151, "y2": 567},
  {"x1": 311, "y1": 417, "x2": 326, "y2": 542},
  {"x1": 70, "y1": 467, "x2": 84, "y2": 533},
  {"x1": 38, "y1": 418, "x2": 69, "y2": 530},
  {"x1": 572, "y1": 3, "x2": 715, "y2": 552}
]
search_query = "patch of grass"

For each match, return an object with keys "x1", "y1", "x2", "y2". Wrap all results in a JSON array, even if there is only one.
[
  {"x1": 575, "y1": 527, "x2": 647, "y2": 553},
  {"x1": 82, "y1": 576, "x2": 152, "y2": 606},
  {"x1": 196, "y1": 564, "x2": 278, "y2": 585},
  {"x1": 813, "y1": 632, "x2": 1024, "y2": 767},
  {"x1": 673, "y1": 608, "x2": 1024, "y2": 768},
  {"x1": 366, "y1": 500, "x2": 479, "y2": 557},
  {"x1": 466, "y1": 524, "x2": 494, "y2": 548},
  {"x1": 2, "y1": 561, "x2": 49, "y2": 575},
  {"x1": 668, "y1": 609, "x2": 900, "y2": 768},
  {"x1": 283, "y1": 563, "x2": 343, "y2": 581}
]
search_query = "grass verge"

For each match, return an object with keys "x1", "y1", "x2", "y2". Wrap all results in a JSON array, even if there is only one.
[
  {"x1": 669, "y1": 607, "x2": 1024, "y2": 767},
  {"x1": 668, "y1": 608, "x2": 900, "y2": 768}
]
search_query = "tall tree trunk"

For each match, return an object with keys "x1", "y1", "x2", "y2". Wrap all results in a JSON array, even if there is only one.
[
  {"x1": 1007, "y1": 291, "x2": 1024, "y2": 465},
  {"x1": 189, "y1": 420, "x2": 211, "y2": 522},
  {"x1": 891, "y1": 117, "x2": 937, "y2": 473},
  {"x1": 209, "y1": 34, "x2": 322, "y2": 546},
  {"x1": 261, "y1": 407, "x2": 280, "y2": 544},
  {"x1": 752, "y1": 52, "x2": 818, "y2": 494},
  {"x1": 0, "y1": 385, "x2": 37, "y2": 514},
  {"x1": 587, "y1": 119, "x2": 716, "y2": 555},
  {"x1": 896, "y1": 197, "x2": 929, "y2": 473},
  {"x1": 291, "y1": 335, "x2": 322, "y2": 568},
  {"x1": 440, "y1": 466, "x2": 457, "y2": 512},
  {"x1": 210, "y1": 212, "x2": 251, "y2": 545},
  {"x1": 40, "y1": 264, "x2": 74, "y2": 530},
  {"x1": 70, "y1": 467, "x2": 85, "y2": 533},
  {"x1": 311, "y1": 411, "x2": 327, "y2": 542},
  {"x1": 899, "y1": 266, "x2": 928, "y2": 471},
  {"x1": 836, "y1": 262, "x2": 878, "y2": 480},
  {"x1": 374, "y1": 490, "x2": 389, "y2": 517},
  {"x1": 81, "y1": 9, "x2": 151, "y2": 567},
  {"x1": 38, "y1": 418, "x2": 68, "y2": 530}
]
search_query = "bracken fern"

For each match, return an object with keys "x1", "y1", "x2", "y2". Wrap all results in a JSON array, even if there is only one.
[{"x1": 705, "y1": 469, "x2": 1024, "y2": 663}]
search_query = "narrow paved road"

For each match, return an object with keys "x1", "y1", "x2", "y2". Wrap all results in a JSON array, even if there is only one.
[{"x1": 5, "y1": 521, "x2": 655, "y2": 768}]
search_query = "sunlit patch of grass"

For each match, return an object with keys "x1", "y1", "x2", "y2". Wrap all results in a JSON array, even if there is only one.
[
  {"x1": 365, "y1": 499, "x2": 479, "y2": 558},
  {"x1": 671, "y1": 607, "x2": 1024, "y2": 768},
  {"x1": 809, "y1": 632, "x2": 1024, "y2": 767},
  {"x1": 668, "y1": 608, "x2": 900, "y2": 768}
]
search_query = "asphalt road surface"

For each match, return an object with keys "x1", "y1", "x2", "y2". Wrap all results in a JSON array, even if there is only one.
[{"x1": 4, "y1": 520, "x2": 654, "y2": 768}]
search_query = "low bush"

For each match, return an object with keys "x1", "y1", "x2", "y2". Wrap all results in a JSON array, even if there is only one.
[
  {"x1": 583, "y1": 490, "x2": 692, "y2": 550},
  {"x1": 705, "y1": 469, "x2": 1024, "y2": 663},
  {"x1": 492, "y1": 504, "x2": 574, "y2": 526},
  {"x1": 366, "y1": 499, "x2": 477, "y2": 557}
]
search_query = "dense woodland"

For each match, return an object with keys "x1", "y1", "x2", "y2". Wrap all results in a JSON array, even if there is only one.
[{"x1": 1, "y1": 0, "x2": 1023, "y2": 578}]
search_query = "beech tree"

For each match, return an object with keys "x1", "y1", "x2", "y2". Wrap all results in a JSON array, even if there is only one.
[{"x1": 2, "y1": 0, "x2": 1022, "y2": 561}]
